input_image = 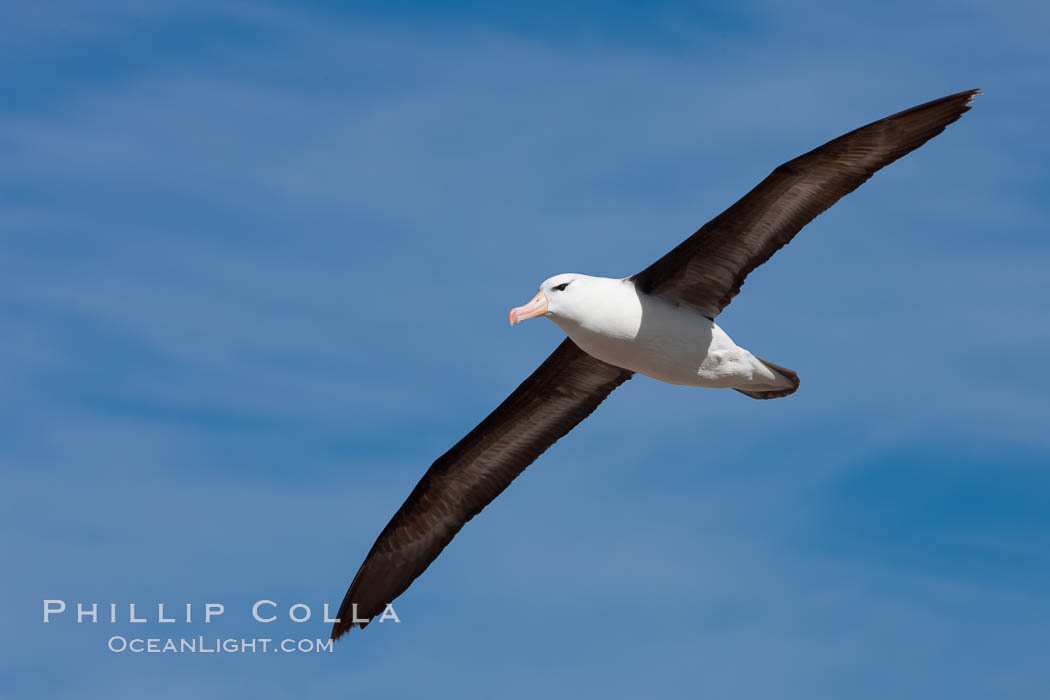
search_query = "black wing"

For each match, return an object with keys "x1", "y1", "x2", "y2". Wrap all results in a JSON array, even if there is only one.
[
  {"x1": 332, "y1": 339, "x2": 632, "y2": 639},
  {"x1": 631, "y1": 89, "x2": 978, "y2": 318}
]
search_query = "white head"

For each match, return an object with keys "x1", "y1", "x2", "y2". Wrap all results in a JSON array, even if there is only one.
[{"x1": 508, "y1": 273, "x2": 601, "y2": 326}]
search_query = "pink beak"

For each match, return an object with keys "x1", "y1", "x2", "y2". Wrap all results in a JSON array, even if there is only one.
[{"x1": 508, "y1": 290, "x2": 549, "y2": 326}]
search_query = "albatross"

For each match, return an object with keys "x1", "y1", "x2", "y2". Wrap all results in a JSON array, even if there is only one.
[{"x1": 332, "y1": 89, "x2": 978, "y2": 639}]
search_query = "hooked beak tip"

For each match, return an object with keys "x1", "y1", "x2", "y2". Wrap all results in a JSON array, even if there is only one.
[{"x1": 507, "y1": 290, "x2": 548, "y2": 327}]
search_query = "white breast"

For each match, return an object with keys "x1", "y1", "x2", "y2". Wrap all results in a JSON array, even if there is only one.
[{"x1": 550, "y1": 278, "x2": 763, "y2": 388}]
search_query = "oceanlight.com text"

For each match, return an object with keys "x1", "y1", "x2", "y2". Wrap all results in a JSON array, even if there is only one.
[{"x1": 107, "y1": 636, "x2": 334, "y2": 654}]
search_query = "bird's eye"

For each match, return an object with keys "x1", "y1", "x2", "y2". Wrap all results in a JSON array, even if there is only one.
[{"x1": 553, "y1": 282, "x2": 570, "y2": 292}]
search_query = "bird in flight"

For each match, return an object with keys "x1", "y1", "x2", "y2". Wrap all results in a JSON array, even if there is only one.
[{"x1": 332, "y1": 89, "x2": 978, "y2": 640}]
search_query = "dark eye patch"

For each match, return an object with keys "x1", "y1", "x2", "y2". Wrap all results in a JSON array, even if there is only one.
[{"x1": 552, "y1": 282, "x2": 570, "y2": 292}]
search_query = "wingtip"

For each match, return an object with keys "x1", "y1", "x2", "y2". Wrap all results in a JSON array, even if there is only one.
[
  {"x1": 935, "y1": 88, "x2": 981, "y2": 110},
  {"x1": 931, "y1": 88, "x2": 981, "y2": 109},
  {"x1": 329, "y1": 620, "x2": 366, "y2": 642}
]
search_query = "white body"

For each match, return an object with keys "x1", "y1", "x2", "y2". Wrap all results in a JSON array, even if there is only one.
[{"x1": 543, "y1": 274, "x2": 792, "y2": 392}]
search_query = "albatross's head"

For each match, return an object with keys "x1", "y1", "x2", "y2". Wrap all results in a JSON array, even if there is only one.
[{"x1": 508, "y1": 273, "x2": 592, "y2": 326}]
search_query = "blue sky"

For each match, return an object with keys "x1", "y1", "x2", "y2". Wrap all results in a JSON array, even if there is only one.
[{"x1": 3, "y1": 1, "x2": 1049, "y2": 697}]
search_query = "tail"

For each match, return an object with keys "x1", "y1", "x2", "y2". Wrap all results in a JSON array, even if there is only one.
[{"x1": 734, "y1": 357, "x2": 800, "y2": 400}]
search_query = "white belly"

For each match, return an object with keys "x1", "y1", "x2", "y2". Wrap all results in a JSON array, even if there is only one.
[{"x1": 551, "y1": 283, "x2": 775, "y2": 389}]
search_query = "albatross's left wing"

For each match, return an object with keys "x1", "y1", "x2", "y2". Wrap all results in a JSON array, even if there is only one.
[
  {"x1": 630, "y1": 89, "x2": 978, "y2": 318},
  {"x1": 331, "y1": 339, "x2": 632, "y2": 640}
]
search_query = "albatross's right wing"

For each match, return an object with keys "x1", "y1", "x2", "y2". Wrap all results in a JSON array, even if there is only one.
[
  {"x1": 630, "y1": 89, "x2": 979, "y2": 319},
  {"x1": 331, "y1": 339, "x2": 632, "y2": 640}
]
